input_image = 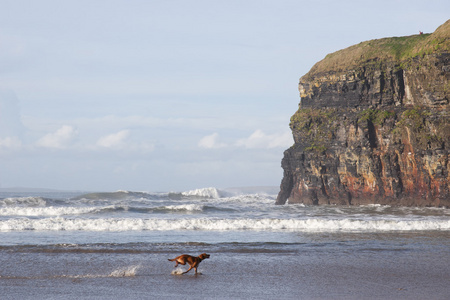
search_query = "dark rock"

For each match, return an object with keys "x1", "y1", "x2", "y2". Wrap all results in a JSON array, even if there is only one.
[{"x1": 277, "y1": 20, "x2": 450, "y2": 207}]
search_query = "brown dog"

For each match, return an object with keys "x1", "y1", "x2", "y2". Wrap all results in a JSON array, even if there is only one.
[{"x1": 168, "y1": 253, "x2": 210, "y2": 274}]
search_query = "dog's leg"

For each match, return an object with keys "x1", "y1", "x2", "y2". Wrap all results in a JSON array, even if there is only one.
[{"x1": 182, "y1": 266, "x2": 193, "y2": 274}]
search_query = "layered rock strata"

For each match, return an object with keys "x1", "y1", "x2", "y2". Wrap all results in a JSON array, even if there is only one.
[{"x1": 277, "y1": 20, "x2": 450, "y2": 206}]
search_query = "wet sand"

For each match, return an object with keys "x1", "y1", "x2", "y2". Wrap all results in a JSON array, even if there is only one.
[{"x1": 1, "y1": 247, "x2": 449, "y2": 299}]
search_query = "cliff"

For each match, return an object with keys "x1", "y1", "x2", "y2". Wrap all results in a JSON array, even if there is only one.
[{"x1": 276, "y1": 20, "x2": 450, "y2": 206}]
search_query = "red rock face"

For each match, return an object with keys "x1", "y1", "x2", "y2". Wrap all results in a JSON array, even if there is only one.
[{"x1": 276, "y1": 50, "x2": 450, "y2": 207}]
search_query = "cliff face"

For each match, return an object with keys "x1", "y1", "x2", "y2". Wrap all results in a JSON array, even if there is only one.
[{"x1": 277, "y1": 20, "x2": 450, "y2": 206}]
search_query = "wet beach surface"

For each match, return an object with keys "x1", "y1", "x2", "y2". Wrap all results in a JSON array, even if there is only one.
[{"x1": 1, "y1": 235, "x2": 449, "y2": 300}]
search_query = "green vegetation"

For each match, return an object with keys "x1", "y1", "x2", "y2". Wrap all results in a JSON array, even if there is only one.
[
  {"x1": 290, "y1": 108, "x2": 339, "y2": 153},
  {"x1": 304, "y1": 143, "x2": 327, "y2": 153},
  {"x1": 290, "y1": 108, "x2": 337, "y2": 128},
  {"x1": 397, "y1": 107, "x2": 431, "y2": 130},
  {"x1": 290, "y1": 105, "x2": 449, "y2": 154},
  {"x1": 364, "y1": 34, "x2": 432, "y2": 60},
  {"x1": 391, "y1": 107, "x2": 447, "y2": 148},
  {"x1": 304, "y1": 20, "x2": 450, "y2": 79},
  {"x1": 358, "y1": 109, "x2": 396, "y2": 125}
]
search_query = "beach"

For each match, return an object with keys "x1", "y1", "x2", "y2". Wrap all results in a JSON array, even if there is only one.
[
  {"x1": 1, "y1": 231, "x2": 449, "y2": 299},
  {"x1": 1, "y1": 189, "x2": 449, "y2": 299}
]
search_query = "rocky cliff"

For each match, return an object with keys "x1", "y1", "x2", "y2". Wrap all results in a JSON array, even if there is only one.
[{"x1": 276, "y1": 20, "x2": 450, "y2": 206}]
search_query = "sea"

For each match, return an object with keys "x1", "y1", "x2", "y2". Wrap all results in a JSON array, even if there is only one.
[{"x1": 0, "y1": 187, "x2": 449, "y2": 299}]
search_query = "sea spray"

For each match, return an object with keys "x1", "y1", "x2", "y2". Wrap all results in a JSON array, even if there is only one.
[
  {"x1": 171, "y1": 268, "x2": 184, "y2": 275},
  {"x1": 109, "y1": 265, "x2": 140, "y2": 277},
  {"x1": 181, "y1": 187, "x2": 222, "y2": 198}
]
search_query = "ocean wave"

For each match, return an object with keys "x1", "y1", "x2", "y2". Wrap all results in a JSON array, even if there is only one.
[
  {"x1": 1, "y1": 217, "x2": 448, "y2": 232},
  {"x1": 160, "y1": 204, "x2": 205, "y2": 212},
  {"x1": 0, "y1": 203, "x2": 238, "y2": 217},
  {"x1": 71, "y1": 188, "x2": 225, "y2": 201},
  {"x1": 0, "y1": 206, "x2": 97, "y2": 217},
  {"x1": 71, "y1": 191, "x2": 156, "y2": 201},
  {"x1": 0, "y1": 205, "x2": 143, "y2": 217},
  {"x1": 0, "y1": 197, "x2": 48, "y2": 207},
  {"x1": 181, "y1": 187, "x2": 223, "y2": 199}
]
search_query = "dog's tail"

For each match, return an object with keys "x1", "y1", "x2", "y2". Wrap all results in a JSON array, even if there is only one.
[{"x1": 168, "y1": 258, "x2": 175, "y2": 262}]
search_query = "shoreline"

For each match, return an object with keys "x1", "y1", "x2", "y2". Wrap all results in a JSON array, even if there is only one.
[{"x1": 1, "y1": 237, "x2": 449, "y2": 300}]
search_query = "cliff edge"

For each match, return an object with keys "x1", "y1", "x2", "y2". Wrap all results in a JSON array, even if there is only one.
[{"x1": 277, "y1": 20, "x2": 450, "y2": 206}]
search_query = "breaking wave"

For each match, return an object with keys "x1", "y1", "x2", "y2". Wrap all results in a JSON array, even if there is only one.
[
  {"x1": 0, "y1": 206, "x2": 98, "y2": 217},
  {"x1": 0, "y1": 197, "x2": 48, "y2": 207},
  {"x1": 1, "y1": 217, "x2": 448, "y2": 232},
  {"x1": 181, "y1": 187, "x2": 223, "y2": 198},
  {"x1": 70, "y1": 191, "x2": 159, "y2": 201},
  {"x1": 69, "y1": 187, "x2": 226, "y2": 201},
  {"x1": 0, "y1": 203, "x2": 223, "y2": 217}
]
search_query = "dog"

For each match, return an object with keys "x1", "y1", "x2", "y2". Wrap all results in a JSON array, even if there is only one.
[{"x1": 168, "y1": 253, "x2": 210, "y2": 274}]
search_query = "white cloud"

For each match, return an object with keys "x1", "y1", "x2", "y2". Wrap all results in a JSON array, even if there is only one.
[
  {"x1": 236, "y1": 129, "x2": 293, "y2": 149},
  {"x1": 0, "y1": 136, "x2": 22, "y2": 151},
  {"x1": 198, "y1": 132, "x2": 227, "y2": 149},
  {"x1": 96, "y1": 130, "x2": 130, "y2": 148},
  {"x1": 267, "y1": 130, "x2": 294, "y2": 148},
  {"x1": 36, "y1": 125, "x2": 77, "y2": 149}
]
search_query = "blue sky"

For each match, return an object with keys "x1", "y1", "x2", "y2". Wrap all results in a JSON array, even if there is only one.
[{"x1": 0, "y1": 0, "x2": 448, "y2": 192}]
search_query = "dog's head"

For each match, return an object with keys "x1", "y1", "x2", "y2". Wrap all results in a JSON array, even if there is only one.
[{"x1": 199, "y1": 253, "x2": 210, "y2": 260}]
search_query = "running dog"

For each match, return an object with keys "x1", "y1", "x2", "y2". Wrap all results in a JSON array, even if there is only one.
[{"x1": 168, "y1": 253, "x2": 210, "y2": 274}]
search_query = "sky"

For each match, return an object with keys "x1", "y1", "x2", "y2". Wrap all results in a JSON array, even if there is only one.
[{"x1": 0, "y1": 0, "x2": 449, "y2": 192}]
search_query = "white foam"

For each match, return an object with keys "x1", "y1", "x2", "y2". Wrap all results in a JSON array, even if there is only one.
[
  {"x1": 211, "y1": 194, "x2": 274, "y2": 208},
  {"x1": 0, "y1": 206, "x2": 97, "y2": 216},
  {"x1": 109, "y1": 265, "x2": 140, "y2": 277},
  {"x1": 171, "y1": 268, "x2": 184, "y2": 275},
  {"x1": 163, "y1": 204, "x2": 204, "y2": 211},
  {"x1": 58, "y1": 265, "x2": 140, "y2": 279},
  {"x1": 116, "y1": 190, "x2": 130, "y2": 194},
  {"x1": 0, "y1": 197, "x2": 47, "y2": 207},
  {"x1": 182, "y1": 187, "x2": 221, "y2": 198},
  {"x1": 1, "y1": 217, "x2": 448, "y2": 232}
]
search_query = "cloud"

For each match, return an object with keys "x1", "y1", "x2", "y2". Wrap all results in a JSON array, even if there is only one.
[
  {"x1": 0, "y1": 136, "x2": 22, "y2": 151},
  {"x1": 96, "y1": 130, "x2": 130, "y2": 148},
  {"x1": 236, "y1": 129, "x2": 293, "y2": 149},
  {"x1": 267, "y1": 130, "x2": 294, "y2": 148},
  {"x1": 198, "y1": 130, "x2": 293, "y2": 150},
  {"x1": 36, "y1": 125, "x2": 77, "y2": 149},
  {"x1": 198, "y1": 132, "x2": 227, "y2": 149}
]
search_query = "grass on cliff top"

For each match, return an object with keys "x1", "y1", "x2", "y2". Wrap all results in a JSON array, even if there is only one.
[{"x1": 304, "y1": 19, "x2": 450, "y2": 79}]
